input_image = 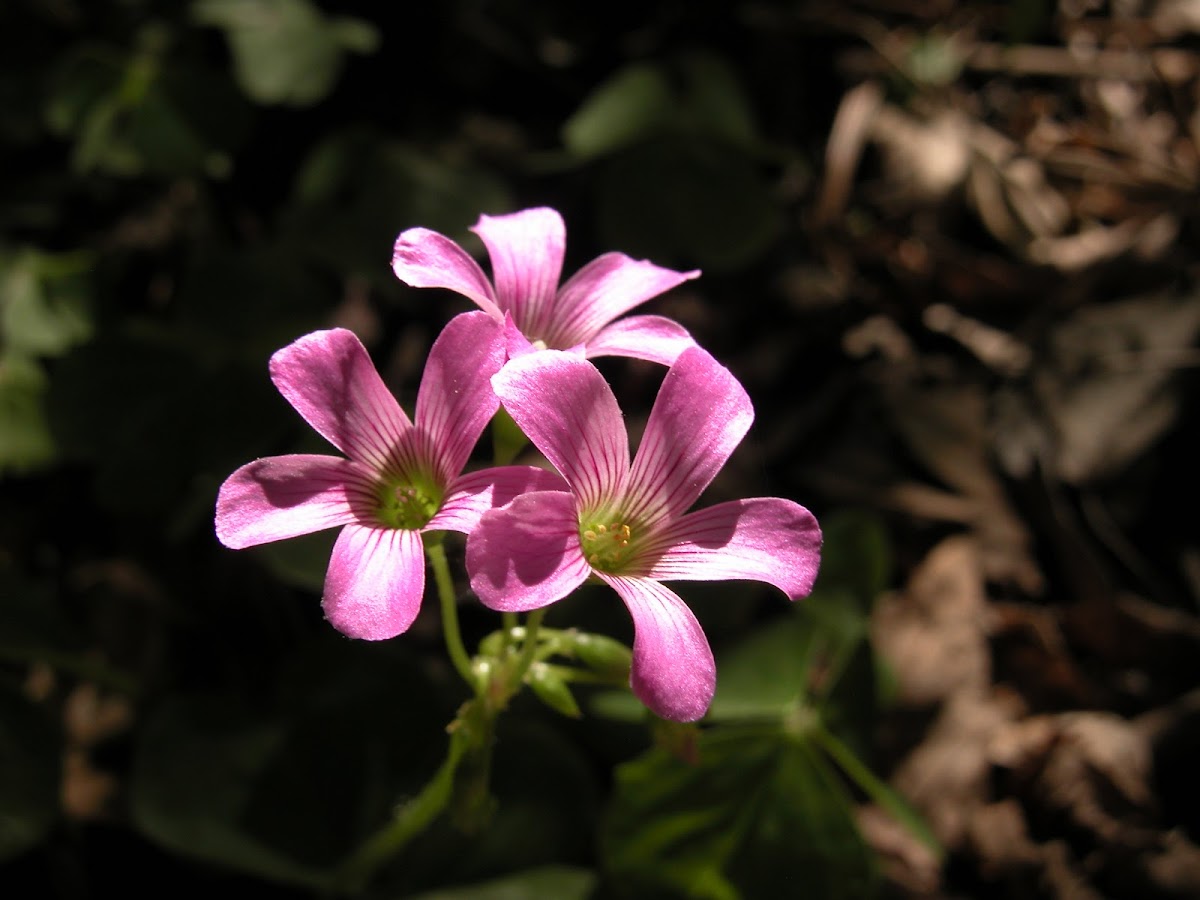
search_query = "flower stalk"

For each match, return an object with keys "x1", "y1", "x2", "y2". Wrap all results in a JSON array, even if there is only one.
[{"x1": 425, "y1": 538, "x2": 476, "y2": 689}]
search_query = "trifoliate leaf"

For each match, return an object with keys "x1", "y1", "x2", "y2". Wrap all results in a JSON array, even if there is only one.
[{"x1": 192, "y1": 0, "x2": 379, "y2": 106}]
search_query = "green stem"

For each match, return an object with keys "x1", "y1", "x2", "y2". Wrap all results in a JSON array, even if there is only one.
[
  {"x1": 425, "y1": 540, "x2": 476, "y2": 690},
  {"x1": 542, "y1": 664, "x2": 624, "y2": 686},
  {"x1": 512, "y1": 608, "x2": 546, "y2": 687},
  {"x1": 501, "y1": 611, "x2": 518, "y2": 649},
  {"x1": 811, "y1": 721, "x2": 943, "y2": 859},
  {"x1": 336, "y1": 728, "x2": 468, "y2": 891}
]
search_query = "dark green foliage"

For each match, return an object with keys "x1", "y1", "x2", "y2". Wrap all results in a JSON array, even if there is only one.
[{"x1": 0, "y1": 3, "x2": 924, "y2": 897}]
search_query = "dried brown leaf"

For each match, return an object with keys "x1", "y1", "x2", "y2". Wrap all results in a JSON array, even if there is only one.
[
  {"x1": 856, "y1": 803, "x2": 944, "y2": 896},
  {"x1": 890, "y1": 690, "x2": 1022, "y2": 850},
  {"x1": 882, "y1": 381, "x2": 1043, "y2": 591},
  {"x1": 872, "y1": 535, "x2": 992, "y2": 705},
  {"x1": 816, "y1": 80, "x2": 884, "y2": 225},
  {"x1": 1035, "y1": 291, "x2": 1200, "y2": 483}
]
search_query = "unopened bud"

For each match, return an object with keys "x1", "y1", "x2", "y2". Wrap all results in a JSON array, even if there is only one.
[
  {"x1": 525, "y1": 662, "x2": 582, "y2": 718},
  {"x1": 570, "y1": 632, "x2": 632, "y2": 678}
]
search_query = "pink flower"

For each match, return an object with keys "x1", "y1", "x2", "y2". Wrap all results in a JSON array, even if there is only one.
[
  {"x1": 391, "y1": 207, "x2": 700, "y2": 365},
  {"x1": 215, "y1": 312, "x2": 566, "y2": 640},
  {"x1": 465, "y1": 347, "x2": 822, "y2": 722}
]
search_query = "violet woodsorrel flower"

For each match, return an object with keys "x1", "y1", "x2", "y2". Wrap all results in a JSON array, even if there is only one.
[
  {"x1": 391, "y1": 206, "x2": 700, "y2": 365},
  {"x1": 466, "y1": 347, "x2": 822, "y2": 722},
  {"x1": 215, "y1": 312, "x2": 566, "y2": 640}
]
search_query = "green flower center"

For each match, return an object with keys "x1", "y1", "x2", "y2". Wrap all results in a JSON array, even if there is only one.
[
  {"x1": 375, "y1": 474, "x2": 443, "y2": 530},
  {"x1": 580, "y1": 520, "x2": 635, "y2": 573}
]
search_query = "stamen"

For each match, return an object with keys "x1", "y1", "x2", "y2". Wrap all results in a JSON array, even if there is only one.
[
  {"x1": 579, "y1": 517, "x2": 637, "y2": 573},
  {"x1": 375, "y1": 474, "x2": 443, "y2": 530}
]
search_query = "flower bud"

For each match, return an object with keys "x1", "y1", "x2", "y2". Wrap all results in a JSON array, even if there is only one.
[
  {"x1": 525, "y1": 662, "x2": 582, "y2": 719},
  {"x1": 570, "y1": 631, "x2": 632, "y2": 679}
]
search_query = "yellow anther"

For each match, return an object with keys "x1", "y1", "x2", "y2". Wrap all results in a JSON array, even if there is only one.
[{"x1": 579, "y1": 518, "x2": 637, "y2": 572}]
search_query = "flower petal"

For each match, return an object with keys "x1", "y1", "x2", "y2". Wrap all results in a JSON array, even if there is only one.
[
  {"x1": 547, "y1": 253, "x2": 699, "y2": 349},
  {"x1": 599, "y1": 574, "x2": 715, "y2": 722},
  {"x1": 503, "y1": 313, "x2": 537, "y2": 359},
  {"x1": 645, "y1": 498, "x2": 822, "y2": 600},
  {"x1": 323, "y1": 523, "x2": 426, "y2": 640},
  {"x1": 414, "y1": 311, "x2": 505, "y2": 480},
  {"x1": 215, "y1": 455, "x2": 365, "y2": 549},
  {"x1": 491, "y1": 351, "x2": 629, "y2": 511},
  {"x1": 584, "y1": 314, "x2": 698, "y2": 366},
  {"x1": 431, "y1": 464, "x2": 568, "y2": 533},
  {"x1": 391, "y1": 226, "x2": 502, "y2": 318},
  {"x1": 471, "y1": 207, "x2": 565, "y2": 338},
  {"x1": 269, "y1": 329, "x2": 412, "y2": 472},
  {"x1": 467, "y1": 491, "x2": 590, "y2": 612},
  {"x1": 623, "y1": 347, "x2": 753, "y2": 526}
]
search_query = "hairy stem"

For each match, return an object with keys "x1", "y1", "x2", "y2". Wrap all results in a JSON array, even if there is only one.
[{"x1": 426, "y1": 540, "x2": 476, "y2": 690}]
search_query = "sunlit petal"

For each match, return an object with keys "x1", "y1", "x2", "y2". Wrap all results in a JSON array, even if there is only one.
[
  {"x1": 467, "y1": 491, "x2": 590, "y2": 611},
  {"x1": 472, "y1": 207, "x2": 565, "y2": 337},
  {"x1": 624, "y1": 347, "x2": 753, "y2": 526},
  {"x1": 269, "y1": 329, "x2": 412, "y2": 472},
  {"x1": 431, "y1": 465, "x2": 568, "y2": 534},
  {"x1": 414, "y1": 311, "x2": 505, "y2": 480},
  {"x1": 600, "y1": 574, "x2": 715, "y2": 723},
  {"x1": 391, "y1": 226, "x2": 502, "y2": 318},
  {"x1": 584, "y1": 314, "x2": 698, "y2": 366},
  {"x1": 646, "y1": 498, "x2": 822, "y2": 600},
  {"x1": 323, "y1": 524, "x2": 426, "y2": 640},
  {"x1": 491, "y1": 351, "x2": 629, "y2": 510},
  {"x1": 215, "y1": 455, "x2": 366, "y2": 548},
  {"x1": 548, "y1": 253, "x2": 699, "y2": 348}
]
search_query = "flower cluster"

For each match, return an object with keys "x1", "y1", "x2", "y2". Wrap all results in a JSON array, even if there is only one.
[{"x1": 216, "y1": 206, "x2": 822, "y2": 722}]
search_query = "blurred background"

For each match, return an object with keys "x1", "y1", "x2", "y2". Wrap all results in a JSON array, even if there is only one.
[{"x1": 2, "y1": 1, "x2": 1199, "y2": 897}]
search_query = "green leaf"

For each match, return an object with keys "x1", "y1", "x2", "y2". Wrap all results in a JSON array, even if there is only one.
[
  {"x1": 707, "y1": 615, "x2": 812, "y2": 721},
  {"x1": 0, "y1": 355, "x2": 56, "y2": 473},
  {"x1": 813, "y1": 510, "x2": 893, "y2": 610},
  {"x1": 408, "y1": 865, "x2": 597, "y2": 900},
  {"x1": 131, "y1": 697, "x2": 320, "y2": 886},
  {"x1": 0, "y1": 248, "x2": 93, "y2": 358},
  {"x1": 45, "y1": 331, "x2": 292, "y2": 519},
  {"x1": 600, "y1": 727, "x2": 878, "y2": 899},
  {"x1": 812, "y1": 724, "x2": 943, "y2": 862},
  {"x1": 192, "y1": 0, "x2": 379, "y2": 106},
  {"x1": 0, "y1": 682, "x2": 62, "y2": 862},
  {"x1": 131, "y1": 646, "x2": 447, "y2": 889},
  {"x1": 674, "y1": 51, "x2": 759, "y2": 147},
  {"x1": 707, "y1": 585, "x2": 871, "y2": 723},
  {"x1": 563, "y1": 52, "x2": 760, "y2": 161},
  {"x1": 801, "y1": 586, "x2": 872, "y2": 706},
  {"x1": 46, "y1": 35, "x2": 248, "y2": 178},
  {"x1": 587, "y1": 688, "x2": 645, "y2": 722},
  {"x1": 905, "y1": 33, "x2": 965, "y2": 87},
  {"x1": 562, "y1": 64, "x2": 675, "y2": 160},
  {"x1": 284, "y1": 130, "x2": 510, "y2": 279},
  {"x1": 489, "y1": 406, "x2": 528, "y2": 467},
  {"x1": 254, "y1": 529, "x2": 337, "y2": 594}
]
